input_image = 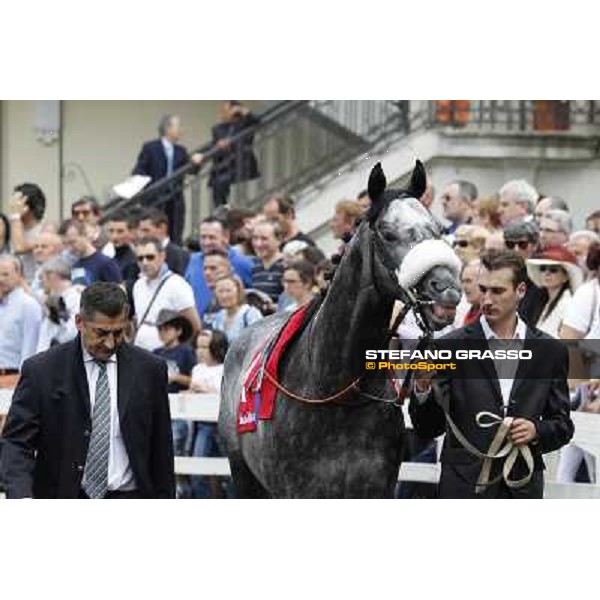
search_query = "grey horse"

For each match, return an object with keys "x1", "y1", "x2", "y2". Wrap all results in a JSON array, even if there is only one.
[{"x1": 218, "y1": 160, "x2": 462, "y2": 498}]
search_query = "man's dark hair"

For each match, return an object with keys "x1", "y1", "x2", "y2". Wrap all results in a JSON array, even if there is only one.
[
  {"x1": 140, "y1": 208, "x2": 169, "y2": 228},
  {"x1": 107, "y1": 209, "x2": 133, "y2": 227},
  {"x1": 503, "y1": 218, "x2": 539, "y2": 244},
  {"x1": 267, "y1": 195, "x2": 295, "y2": 217},
  {"x1": 208, "y1": 330, "x2": 229, "y2": 364},
  {"x1": 357, "y1": 189, "x2": 369, "y2": 200},
  {"x1": 204, "y1": 248, "x2": 229, "y2": 260},
  {"x1": 481, "y1": 249, "x2": 527, "y2": 288},
  {"x1": 14, "y1": 183, "x2": 46, "y2": 221},
  {"x1": 285, "y1": 259, "x2": 315, "y2": 286},
  {"x1": 135, "y1": 236, "x2": 164, "y2": 254},
  {"x1": 58, "y1": 218, "x2": 86, "y2": 236},
  {"x1": 80, "y1": 282, "x2": 129, "y2": 320},
  {"x1": 72, "y1": 195, "x2": 101, "y2": 217},
  {"x1": 201, "y1": 215, "x2": 229, "y2": 231},
  {"x1": 587, "y1": 241, "x2": 600, "y2": 272}
]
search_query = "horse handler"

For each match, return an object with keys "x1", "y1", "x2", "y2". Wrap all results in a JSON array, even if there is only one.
[{"x1": 408, "y1": 250, "x2": 574, "y2": 498}]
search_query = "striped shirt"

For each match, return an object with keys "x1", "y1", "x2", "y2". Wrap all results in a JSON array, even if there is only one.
[{"x1": 251, "y1": 257, "x2": 285, "y2": 303}]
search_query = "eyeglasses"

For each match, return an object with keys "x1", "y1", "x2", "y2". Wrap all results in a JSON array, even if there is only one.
[
  {"x1": 505, "y1": 240, "x2": 530, "y2": 250},
  {"x1": 137, "y1": 254, "x2": 157, "y2": 262},
  {"x1": 453, "y1": 240, "x2": 470, "y2": 248},
  {"x1": 539, "y1": 265, "x2": 563, "y2": 274}
]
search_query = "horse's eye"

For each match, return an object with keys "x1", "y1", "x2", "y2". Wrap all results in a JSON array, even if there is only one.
[{"x1": 382, "y1": 230, "x2": 396, "y2": 242}]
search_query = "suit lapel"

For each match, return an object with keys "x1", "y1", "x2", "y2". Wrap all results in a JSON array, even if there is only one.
[
  {"x1": 72, "y1": 337, "x2": 91, "y2": 423},
  {"x1": 116, "y1": 343, "x2": 133, "y2": 427},
  {"x1": 508, "y1": 327, "x2": 538, "y2": 406}
]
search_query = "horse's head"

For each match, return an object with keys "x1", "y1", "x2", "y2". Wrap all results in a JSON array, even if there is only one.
[{"x1": 365, "y1": 160, "x2": 462, "y2": 330}]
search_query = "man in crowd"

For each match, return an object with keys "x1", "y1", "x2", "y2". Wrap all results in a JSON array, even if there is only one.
[
  {"x1": 503, "y1": 218, "x2": 545, "y2": 324},
  {"x1": 497, "y1": 179, "x2": 537, "y2": 226},
  {"x1": 132, "y1": 115, "x2": 204, "y2": 244},
  {"x1": 539, "y1": 209, "x2": 572, "y2": 249},
  {"x1": 586, "y1": 210, "x2": 600, "y2": 235},
  {"x1": 0, "y1": 254, "x2": 43, "y2": 372},
  {"x1": 71, "y1": 196, "x2": 109, "y2": 251},
  {"x1": 439, "y1": 179, "x2": 477, "y2": 238},
  {"x1": 410, "y1": 250, "x2": 573, "y2": 498},
  {"x1": 1, "y1": 282, "x2": 176, "y2": 499},
  {"x1": 185, "y1": 216, "x2": 253, "y2": 316},
  {"x1": 138, "y1": 208, "x2": 190, "y2": 275},
  {"x1": 61, "y1": 219, "x2": 122, "y2": 286},
  {"x1": 568, "y1": 230, "x2": 600, "y2": 277},
  {"x1": 133, "y1": 237, "x2": 200, "y2": 351},
  {"x1": 8, "y1": 182, "x2": 47, "y2": 283},
  {"x1": 251, "y1": 219, "x2": 285, "y2": 304},
  {"x1": 209, "y1": 101, "x2": 260, "y2": 207},
  {"x1": 105, "y1": 211, "x2": 139, "y2": 287},
  {"x1": 534, "y1": 195, "x2": 569, "y2": 222},
  {"x1": 36, "y1": 257, "x2": 81, "y2": 352},
  {"x1": 30, "y1": 231, "x2": 64, "y2": 300},
  {"x1": 329, "y1": 200, "x2": 363, "y2": 241},
  {"x1": 201, "y1": 249, "x2": 232, "y2": 327},
  {"x1": 263, "y1": 194, "x2": 315, "y2": 248}
]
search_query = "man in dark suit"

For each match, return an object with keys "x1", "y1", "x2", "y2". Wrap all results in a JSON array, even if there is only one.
[
  {"x1": 132, "y1": 115, "x2": 203, "y2": 245},
  {"x1": 138, "y1": 208, "x2": 190, "y2": 276},
  {"x1": 409, "y1": 249, "x2": 574, "y2": 498},
  {"x1": 0, "y1": 282, "x2": 175, "y2": 499},
  {"x1": 209, "y1": 101, "x2": 260, "y2": 208}
]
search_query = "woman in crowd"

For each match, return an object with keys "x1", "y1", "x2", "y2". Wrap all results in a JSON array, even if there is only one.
[
  {"x1": 281, "y1": 260, "x2": 315, "y2": 311},
  {"x1": 212, "y1": 274, "x2": 263, "y2": 342},
  {"x1": 526, "y1": 246, "x2": 582, "y2": 338},
  {"x1": 453, "y1": 224, "x2": 490, "y2": 264},
  {"x1": 474, "y1": 194, "x2": 502, "y2": 234}
]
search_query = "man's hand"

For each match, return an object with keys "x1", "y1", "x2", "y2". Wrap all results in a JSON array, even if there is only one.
[
  {"x1": 191, "y1": 152, "x2": 204, "y2": 166},
  {"x1": 509, "y1": 418, "x2": 537, "y2": 446},
  {"x1": 9, "y1": 192, "x2": 27, "y2": 218},
  {"x1": 216, "y1": 138, "x2": 231, "y2": 150}
]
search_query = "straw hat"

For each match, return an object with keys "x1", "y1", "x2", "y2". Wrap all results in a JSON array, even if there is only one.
[{"x1": 526, "y1": 245, "x2": 583, "y2": 292}]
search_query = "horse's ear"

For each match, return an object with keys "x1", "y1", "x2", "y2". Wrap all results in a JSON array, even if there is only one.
[
  {"x1": 367, "y1": 163, "x2": 387, "y2": 223},
  {"x1": 407, "y1": 159, "x2": 426, "y2": 199}
]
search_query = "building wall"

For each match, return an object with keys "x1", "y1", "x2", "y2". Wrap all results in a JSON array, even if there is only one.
[{"x1": 1, "y1": 100, "x2": 263, "y2": 228}]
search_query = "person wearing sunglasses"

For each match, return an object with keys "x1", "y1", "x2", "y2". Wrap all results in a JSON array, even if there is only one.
[
  {"x1": 132, "y1": 237, "x2": 200, "y2": 351},
  {"x1": 453, "y1": 224, "x2": 489, "y2": 264},
  {"x1": 503, "y1": 218, "x2": 547, "y2": 325},
  {"x1": 526, "y1": 246, "x2": 583, "y2": 337}
]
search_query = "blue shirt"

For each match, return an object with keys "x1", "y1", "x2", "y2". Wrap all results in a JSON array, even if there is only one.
[
  {"x1": 185, "y1": 247, "x2": 254, "y2": 316},
  {"x1": 212, "y1": 304, "x2": 263, "y2": 343},
  {"x1": 72, "y1": 251, "x2": 123, "y2": 286},
  {"x1": 0, "y1": 287, "x2": 43, "y2": 369}
]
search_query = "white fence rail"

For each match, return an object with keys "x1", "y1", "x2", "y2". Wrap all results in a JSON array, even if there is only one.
[{"x1": 2, "y1": 390, "x2": 600, "y2": 498}]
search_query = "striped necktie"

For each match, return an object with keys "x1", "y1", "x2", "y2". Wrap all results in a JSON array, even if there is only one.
[{"x1": 83, "y1": 361, "x2": 111, "y2": 499}]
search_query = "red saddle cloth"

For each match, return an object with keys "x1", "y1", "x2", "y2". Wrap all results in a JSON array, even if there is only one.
[{"x1": 237, "y1": 304, "x2": 312, "y2": 434}]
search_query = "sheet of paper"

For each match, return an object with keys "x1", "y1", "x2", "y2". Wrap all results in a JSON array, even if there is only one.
[{"x1": 112, "y1": 175, "x2": 151, "y2": 199}]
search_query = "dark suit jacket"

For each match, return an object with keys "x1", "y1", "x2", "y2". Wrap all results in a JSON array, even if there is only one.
[
  {"x1": 133, "y1": 139, "x2": 190, "y2": 184},
  {"x1": 409, "y1": 319, "x2": 574, "y2": 498},
  {"x1": 0, "y1": 338, "x2": 175, "y2": 499},
  {"x1": 209, "y1": 113, "x2": 260, "y2": 188},
  {"x1": 165, "y1": 241, "x2": 190, "y2": 276}
]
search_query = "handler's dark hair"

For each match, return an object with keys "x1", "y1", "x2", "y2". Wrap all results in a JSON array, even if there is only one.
[
  {"x1": 80, "y1": 282, "x2": 129, "y2": 320},
  {"x1": 208, "y1": 330, "x2": 229, "y2": 364},
  {"x1": 481, "y1": 249, "x2": 527, "y2": 288},
  {"x1": 14, "y1": 182, "x2": 46, "y2": 221}
]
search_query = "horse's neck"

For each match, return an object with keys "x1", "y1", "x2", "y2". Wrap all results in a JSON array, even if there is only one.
[{"x1": 304, "y1": 234, "x2": 394, "y2": 391}]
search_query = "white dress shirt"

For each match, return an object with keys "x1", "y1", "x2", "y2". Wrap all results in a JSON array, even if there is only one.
[
  {"x1": 81, "y1": 344, "x2": 136, "y2": 491},
  {"x1": 480, "y1": 315, "x2": 527, "y2": 408}
]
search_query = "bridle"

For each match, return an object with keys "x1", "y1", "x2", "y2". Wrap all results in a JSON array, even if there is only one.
[{"x1": 263, "y1": 220, "x2": 437, "y2": 408}]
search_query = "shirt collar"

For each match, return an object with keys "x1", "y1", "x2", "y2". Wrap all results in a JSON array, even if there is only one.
[
  {"x1": 162, "y1": 237, "x2": 170, "y2": 249},
  {"x1": 480, "y1": 315, "x2": 527, "y2": 341},
  {"x1": 161, "y1": 137, "x2": 174, "y2": 151},
  {"x1": 80, "y1": 340, "x2": 117, "y2": 364}
]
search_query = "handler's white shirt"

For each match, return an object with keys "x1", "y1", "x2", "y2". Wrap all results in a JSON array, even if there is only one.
[
  {"x1": 81, "y1": 345, "x2": 136, "y2": 491},
  {"x1": 133, "y1": 270, "x2": 196, "y2": 351},
  {"x1": 480, "y1": 315, "x2": 527, "y2": 408}
]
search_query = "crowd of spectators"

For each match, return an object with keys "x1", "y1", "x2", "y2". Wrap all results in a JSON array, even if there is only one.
[{"x1": 1, "y1": 150, "x2": 600, "y2": 496}]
